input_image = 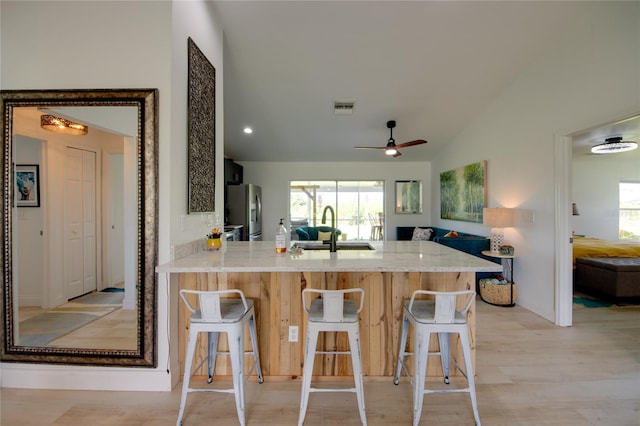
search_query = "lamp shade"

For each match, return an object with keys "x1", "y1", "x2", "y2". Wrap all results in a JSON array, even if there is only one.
[{"x1": 482, "y1": 208, "x2": 514, "y2": 228}]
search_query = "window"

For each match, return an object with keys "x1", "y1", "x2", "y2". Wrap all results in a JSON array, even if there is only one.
[
  {"x1": 290, "y1": 180, "x2": 384, "y2": 240},
  {"x1": 619, "y1": 180, "x2": 640, "y2": 240}
]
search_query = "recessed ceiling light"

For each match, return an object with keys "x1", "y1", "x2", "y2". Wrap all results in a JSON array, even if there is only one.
[{"x1": 243, "y1": 127, "x2": 253, "y2": 134}]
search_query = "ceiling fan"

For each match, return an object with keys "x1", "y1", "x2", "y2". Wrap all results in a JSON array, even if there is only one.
[{"x1": 355, "y1": 120, "x2": 427, "y2": 157}]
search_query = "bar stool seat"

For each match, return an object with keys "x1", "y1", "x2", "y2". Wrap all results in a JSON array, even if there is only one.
[
  {"x1": 298, "y1": 288, "x2": 367, "y2": 426},
  {"x1": 177, "y1": 289, "x2": 264, "y2": 426},
  {"x1": 394, "y1": 290, "x2": 480, "y2": 426}
]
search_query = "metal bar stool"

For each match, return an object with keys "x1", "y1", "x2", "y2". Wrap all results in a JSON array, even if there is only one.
[
  {"x1": 394, "y1": 290, "x2": 480, "y2": 426},
  {"x1": 298, "y1": 288, "x2": 367, "y2": 426},
  {"x1": 177, "y1": 289, "x2": 264, "y2": 426}
]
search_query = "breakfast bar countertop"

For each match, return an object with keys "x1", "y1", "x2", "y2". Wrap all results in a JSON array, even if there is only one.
[{"x1": 156, "y1": 240, "x2": 502, "y2": 274}]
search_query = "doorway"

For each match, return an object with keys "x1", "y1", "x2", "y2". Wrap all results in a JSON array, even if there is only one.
[{"x1": 554, "y1": 112, "x2": 640, "y2": 326}]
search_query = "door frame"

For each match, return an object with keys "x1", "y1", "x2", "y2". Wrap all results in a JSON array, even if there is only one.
[
  {"x1": 104, "y1": 152, "x2": 125, "y2": 288},
  {"x1": 553, "y1": 109, "x2": 639, "y2": 326}
]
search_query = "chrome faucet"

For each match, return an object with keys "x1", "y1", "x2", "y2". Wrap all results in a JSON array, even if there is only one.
[{"x1": 321, "y1": 205, "x2": 337, "y2": 252}]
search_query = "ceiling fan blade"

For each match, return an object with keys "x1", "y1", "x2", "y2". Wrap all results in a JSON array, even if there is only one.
[
  {"x1": 354, "y1": 146, "x2": 386, "y2": 150},
  {"x1": 354, "y1": 121, "x2": 426, "y2": 157},
  {"x1": 395, "y1": 139, "x2": 427, "y2": 148}
]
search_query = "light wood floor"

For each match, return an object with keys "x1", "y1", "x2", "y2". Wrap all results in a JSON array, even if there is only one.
[
  {"x1": 2, "y1": 300, "x2": 639, "y2": 425},
  {"x1": 48, "y1": 308, "x2": 138, "y2": 350}
]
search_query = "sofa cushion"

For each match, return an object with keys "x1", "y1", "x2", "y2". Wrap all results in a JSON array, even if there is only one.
[
  {"x1": 397, "y1": 226, "x2": 443, "y2": 241},
  {"x1": 317, "y1": 230, "x2": 332, "y2": 241},
  {"x1": 436, "y1": 236, "x2": 490, "y2": 258},
  {"x1": 411, "y1": 227, "x2": 433, "y2": 241},
  {"x1": 295, "y1": 226, "x2": 342, "y2": 241}
]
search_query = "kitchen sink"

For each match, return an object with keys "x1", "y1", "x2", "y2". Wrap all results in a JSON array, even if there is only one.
[{"x1": 292, "y1": 241, "x2": 375, "y2": 251}]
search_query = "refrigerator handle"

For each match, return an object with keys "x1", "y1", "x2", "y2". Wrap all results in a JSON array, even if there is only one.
[{"x1": 256, "y1": 193, "x2": 262, "y2": 224}]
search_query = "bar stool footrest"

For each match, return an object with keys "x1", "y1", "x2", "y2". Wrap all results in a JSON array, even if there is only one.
[
  {"x1": 309, "y1": 387, "x2": 357, "y2": 393},
  {"x1": 186, "y1": 388, "x2": 236, "y2": 394}
]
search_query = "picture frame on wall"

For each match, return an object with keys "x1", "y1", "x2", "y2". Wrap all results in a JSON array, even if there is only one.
[
  {"x1": 395, "y1": 180, "x2": 422, "y2": 214},
  {"x1": 15, "y1": 164, "x2": 40, "y2": 207},
  {"x1": 187, "y1": 37, "x2": 216, "y2": 213},
  {"x1": 440, "y1": 160, "x2": 487, "y2": 223}
]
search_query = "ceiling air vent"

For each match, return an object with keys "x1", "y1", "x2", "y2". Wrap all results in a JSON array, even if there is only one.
[{"x1": 334, "y1": 99, "x2": 355, "y2": 115}]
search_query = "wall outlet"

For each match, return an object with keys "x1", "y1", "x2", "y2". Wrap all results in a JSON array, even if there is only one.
[{"x1": 288, "y1": 326, "x2": 298, "y2": 342}]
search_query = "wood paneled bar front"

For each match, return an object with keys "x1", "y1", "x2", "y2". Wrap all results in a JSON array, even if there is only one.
[{"x1": 157, "y1": 241, "x2": 502, "y2": 380}]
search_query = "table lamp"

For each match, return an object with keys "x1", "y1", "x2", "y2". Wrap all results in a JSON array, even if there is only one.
[{"x1": 483, "y1": 208, "x2": 514, "y2": 252}]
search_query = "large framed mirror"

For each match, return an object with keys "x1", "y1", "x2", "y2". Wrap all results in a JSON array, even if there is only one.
[{"x1": 1, "y1": 89, "x2": 158, "y2": 366}]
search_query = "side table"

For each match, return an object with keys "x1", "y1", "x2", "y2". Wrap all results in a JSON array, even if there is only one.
[{"x1": 480, "y1": 250, "x2": 516, "y2": 307}]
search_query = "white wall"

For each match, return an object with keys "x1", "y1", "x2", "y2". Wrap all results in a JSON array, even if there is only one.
[
  {"x1": 169, "y1": 1, "x2": 226, "y2": 251},
  {"x1": 241, "y1": 161, "x2": 432, "y2": 241},
  {"x1": 572, "y1": 148, "x2": 640, "y2": 239},
  {"x1": 1, "y1": 0, "x2": 225, "y2": 391},
  {"x1": 1, "y1": 0, "x2": 177, "y2": 391},
  {"x1": 163, "y1": 0, "x2": 225, "y2": 390},
  {"x1": 431, "y1": 2, "x2": 640, "y2": 320},
  {"x1": 14, "y1": 135, "x2": 44, "y2": 308}
]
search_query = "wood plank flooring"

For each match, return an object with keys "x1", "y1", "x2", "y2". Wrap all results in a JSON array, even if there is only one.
[{"x1": 2, "y1": 300, "x2": 639, "y2": 425}]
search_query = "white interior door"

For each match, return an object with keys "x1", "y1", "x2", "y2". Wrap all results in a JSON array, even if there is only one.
[
  {"x1": 65, "y1": 147, "x2": 97, "y2": 299},
  {"x1": 108, "y1": 153, "x2": 124, "y2": 286}
]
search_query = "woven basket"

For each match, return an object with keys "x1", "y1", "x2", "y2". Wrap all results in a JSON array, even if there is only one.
[{"x1": 479, "y1": 278, "x2": 517, "y2": 305}]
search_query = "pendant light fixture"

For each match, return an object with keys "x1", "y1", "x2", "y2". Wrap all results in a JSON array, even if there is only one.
[
  {"x1": 591, "y1": 136, "x2": 637, "y2": 154},
  {"x1": 40, "y1": 114, "x2": 88, "y2": 136}
]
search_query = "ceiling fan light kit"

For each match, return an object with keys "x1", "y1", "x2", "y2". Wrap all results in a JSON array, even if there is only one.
[
  {"x1": 354, "y1": 120, "x2": 427, "y2": 158},
  {"x1": 591, "y1": 136, "x2": 637, "y2": 154}
]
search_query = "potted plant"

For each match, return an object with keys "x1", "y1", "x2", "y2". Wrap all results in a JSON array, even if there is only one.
[{"x1": 206, "y1": 227, "x2": 222, "y2": 250}]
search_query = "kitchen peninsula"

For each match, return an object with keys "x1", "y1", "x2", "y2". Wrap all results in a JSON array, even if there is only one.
[{"x1": 156, "y1": 241, "x2": 502, "y2": 380}]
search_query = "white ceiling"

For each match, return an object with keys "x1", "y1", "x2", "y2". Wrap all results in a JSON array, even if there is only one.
[{"x1": 212, "y1": 1, "x2": 628, "y2": 163}]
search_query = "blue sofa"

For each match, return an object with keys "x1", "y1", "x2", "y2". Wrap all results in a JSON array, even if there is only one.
[
  {"x1": 396, "y1": 226, "x2": 501, "y2": 281},
  {"x1": 295, "y1": 226, "x2": 342, "y2": 241}
]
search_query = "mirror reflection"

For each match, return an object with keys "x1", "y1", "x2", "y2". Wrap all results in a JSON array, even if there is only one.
[
  {"x1": 13, "y1": 106, "x2": 138, "y2": 350},
  {"x1": 1, "y1": 89, "x2": 157, "y2": 366}
]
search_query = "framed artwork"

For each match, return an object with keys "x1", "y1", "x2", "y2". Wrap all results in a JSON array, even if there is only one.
[
  {"x1": 440, "y1": 160, "x2": 486, "y2": 223},
  {"x1": 395, "y1": 180, "x2": 422, "y2": 214},
  {"x1": 187, "y1": 37, "x2": 216, "y2": 213},
  {"x1": 15, "y1": 164, "x2": 40, "y2": 207}
]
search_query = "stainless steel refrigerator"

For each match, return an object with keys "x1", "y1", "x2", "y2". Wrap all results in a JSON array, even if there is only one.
[{"x1": 227, "y1": 184, "x2": 262, "y2": 240}]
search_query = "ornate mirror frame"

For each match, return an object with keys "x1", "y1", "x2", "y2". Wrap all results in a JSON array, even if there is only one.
[{"x1": 0, "y1": 89, "x2": 158, "y2": 366}]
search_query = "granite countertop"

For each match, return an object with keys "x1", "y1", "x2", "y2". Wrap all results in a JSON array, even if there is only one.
[{"x1": 156, "y1": 241, "x2": 503, "y2": 274}]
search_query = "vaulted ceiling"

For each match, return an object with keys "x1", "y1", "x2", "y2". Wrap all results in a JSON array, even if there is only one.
[{"x1": 212, "y1": 1, "x2": 623, "y2": 162}]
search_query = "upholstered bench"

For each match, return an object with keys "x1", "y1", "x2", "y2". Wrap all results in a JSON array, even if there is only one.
[{"x1": 575, "y1": 257, "x2": 640, "y2": 299}]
